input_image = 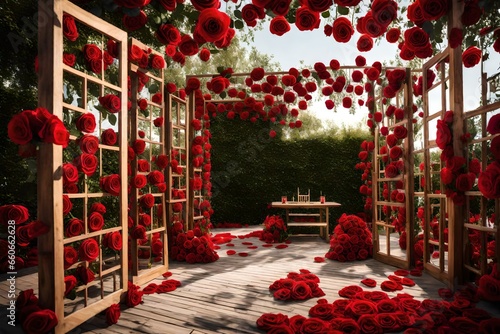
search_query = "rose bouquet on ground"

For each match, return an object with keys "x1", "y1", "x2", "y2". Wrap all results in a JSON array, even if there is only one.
[
  {"x1": 269, "y1": 269, "x2": 324, "y2": 301},
  {"x1": 169, "y1": 222, "x2": 219, "y2": 264},
  {"x1": 325, "y1": 214, "x2": 372, "y2": 262},
  {"x1": 260, "y1": 215, "x2": 288, "y2": 243}
]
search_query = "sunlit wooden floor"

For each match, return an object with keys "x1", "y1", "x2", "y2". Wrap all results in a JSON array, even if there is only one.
[{"x1": 1, "y1": 226, "x2": 499, "y2": 334}]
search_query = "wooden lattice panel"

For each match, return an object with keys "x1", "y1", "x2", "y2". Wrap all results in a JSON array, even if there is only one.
[
  {"x1": 128, "y1": 38, "x2": 169, "y2": 285},
  {"x1": 371, "y1": 67, "x2": 414, "y2": 269},
  {"x1": 38, "y1": 1, "x2": 128, "y2": 333}
]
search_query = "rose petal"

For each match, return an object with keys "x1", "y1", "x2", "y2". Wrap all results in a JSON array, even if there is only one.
[
  {"x1": 314, "y1": 257, "x2": 325, "y2": 263},
  {"x1": 361, "y1": 278, "x2": 377, "y2": 287},
  {"x1": 275, "y1": 244, "x2": 288, "y2": 249},
  {"x1": 394, "y1": 269, "x2": 410, "y2": 276},
  {"x1": 238, "y1": 252, "x2": 249, "y2": 257}
]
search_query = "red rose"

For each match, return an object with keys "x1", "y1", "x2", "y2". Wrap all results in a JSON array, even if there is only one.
[
  {"x1": 38, "y1": 115, "x2": 69, "y2": 147},
  {"x1": 101, "y1": 128, "x2": 117, "y2": 146},
  {"x1": 419, "y1": 0, "x2": 449, "y2": 21},
  {"x1": 345, "y1": 300, "x2": 378, "y2": 319},
  {"x1": 0, "y1": 205, "x2": 29, "y2": 226},
  {"x1": 64, "y1": 275, "x2": 77, "y2": 296},
  {"x1": 7, "y1": 112, "x2": 32, "y2": 145},
  {"x1": 198, "y1": 47, "x2": 211, "y2": 61},
  {"x1": 131, "y1": 225, "x2": 147, "y2": 239},
  {"x1": 133, "y1": 139, "x2": 146, "y2": 155},
  {"x1": 79, "y1": 238, "x2": 100, "y2": 262},
  {"x1": 76, "y1": 113, "x2": 96, "y2": 133},
  {"x1": 195, "y1": 9, "x2": 230, "y2": 43},
  {"x1": 140, "y1": 194, "x2": 155, "y2": 208},
  {"x1": 371, "y1": 0, "x2": 398, "y2": 27},
  {"x1": 65, "y1": 218, "x2": 83, "y2": 238},
  {"x1": 303, "y1": 0, "x2": 332, "y2": 12},
  {"x1": 209, "y1": 76, "x2": 229, "y2": 94},
  {"x1": 440, "y1": 167, "x2": 453, "y2": 185},
  {"x1": 389, "y1": 146, "x2": 402, "y2": 160},
  {"x1": 462, "y1": 0, "x2": 483, "y2": 26},
  {"x1": 62, "y1": 163, "x2": 79, "y2": 185},
  {"x1": 126, "y1": 282, "x2": 143, "y2": 307},
  {"x1": 299, "y1": 318, "x2": 329, "y2": 332},
  {"x1": 385, "y1": 163, "x2": 399, "y2": 178},
  {"x1": 242, "y1": 4, "x2": 265, "y2": 27},
  {"x1": 123, "y1": 10, "x2": 148, "y2": 31},
  {"x1": 256, "y1": 313, "x2": 289, "y2": 331},
  {"x1": 133, "y1": 175, "x2": 147, "y2": 188},
  {"x1": 64, "y1": 245, "x2": 78, "y2": 269},
  {"x1": 63, "y1": 195, "x2": 73, "y2": 216},
  {"x1": 88, "y1": 212, "x2": 104, "y2": 232},
  {"x1": 63, "y1": 53, "x2": 76, "y2": 67},
  {"x1": 375, "y1": 313, "x2": 400, "y2": 332},
  {"x1": 332, "y1": 17, "x2": 354, "y2": 43},
  {"x1": 138, "y1": 159, "x2": 150, "y2": 172},
  {"x1": 148, "y1": 170, "x2": 164, "y2": 185},
  {"x1": 100, "y1": 174, "x2": 121, "y2": 196},
  {"x1": 98, "y1": 94, "x2": 121, "y2": 114},
  {"x1": 357, "y1": 34, "x2": 373, "y2": 52},
  {"x1": 335, "y1": 0, "x2": 361, "y2": 5},
  {"x1": 404, "y1": 26, "x2": 431, "y2": 53},
  {"x1": 90, "y1": 203, "x2": 106, "y2": 214},
  {"x1": 155, "y1": 23, "x2": 181, "y2": 46},
  {"x1": 295, "y1": 6, "x2": 320, "y2": 31},
  {"x1": 63, "y1": 14, "x2": 79, "y2": 41},
  {"x1": 106, "y1": 304, "x2": 121, "y2": 325},
  {"x1": 76, "y1": 265, "x2": 95, "y2": 284},
  {"x1": 487, "y1": 114, "x2": 500, "y2": 135},
  {"x1": 462, "y1": 46, "x2": 482, "y2": 68},
  {"x1": 73, "y1": 153, "x2": 98, "y2": 176},
  {"x1": 105, "y1": 231, "x2": 122, "y2": 251},
  {"x1": 393, "y1": 125, "x2": 408, "y2": 139},
  {"x1": 455, "y1": 172, "x2": 475, "y2": 192},
  {"x1": 436, "y1": 119, "x2": 451, "y2": 149},
  {"x1": 386, "y1": 27, "x2": 400, "y2": 43},
  {"x1": 22, "y1": 309, "x2": 58, "y2": 334},
  {"x1": 78, "y1": 134, "x2": 99, "y2": 154},
  {"x1": 358, "y1": 314, "x2": 383, "y2": 334}
]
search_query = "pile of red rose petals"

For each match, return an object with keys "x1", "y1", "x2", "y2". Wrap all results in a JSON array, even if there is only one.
[
  {"x1": 256, "y1": 268, "x2": 500, "y2": 333},
  {"x1": 143, "y1": 272, "x2": 182, "y2": 295},
  {"x1": 269, "y1": 269, "x2": 325, "y2": 301}
]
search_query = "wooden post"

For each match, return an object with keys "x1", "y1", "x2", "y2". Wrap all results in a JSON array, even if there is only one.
[
  {"x1": 37, "y1": 0, "x2": 65, "y2": 324},
  {"x1": 447, "y1": 0, "x2": 466, "y2": 288}
]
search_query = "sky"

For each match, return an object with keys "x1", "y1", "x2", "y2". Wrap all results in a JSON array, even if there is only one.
[{"x1": 247, "y1": 20, "x2": 500, "y2": 129}]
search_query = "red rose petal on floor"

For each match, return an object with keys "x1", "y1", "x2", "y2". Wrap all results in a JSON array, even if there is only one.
[
  {"x1": 314, "y1": 257, "x2": 325, "y2": 263},
  {"x1": 226, "y1": 243, "x2": 235, "y2": 247},
  {"x1": 361, "y1": 278, "x2": 377, "y2": 287},
  {"x1": 401, "y1": 277, "x2": 415, "y2": 286},
  {"x1": 381, "y1": 280, "x2": 402, "y2": 292},
  {"x1": 143, "y1": 283, "x2": 158, "y2": 294},
  {"x1": 285, "y1": 240, "x2": 292, "y2": 244},
  {"x1": 213, "y1": 245, "x2": 220, "y2": 250},
  {"x1": 237, "y1": 235, "x2": 245, "y2": 239},
  {"x1": 438, "y1": 288, "x2": 454, "y2": 299},
  {"x1": 275, "y1": 244, "x2": 288, "y2": 249},
  {"x1": 248, "y1": 246, "x2": 258, "y2": 249},
  {"x1": 242, "y1": 242, "x2": 253, "y2": 245},
  {"x1": 394, "y1": 269, "x2": 410, "y2": 276},
  {"x1": 262, "y1": 244, "x2": 273, "y2": 247},
  {"x1": 388, "y1": 275, "x2": 402, "y2": 282},
  {"x1": 299, "y1": 269, "x2": 311, "y2": 274},
  {"x1": 238, "y1": 252, "x2": 249, "y2": 257},
  {"x1": 410, "y1": 269, "x2": 422, "y2": 276},
  {"x1": 226, "y1": 250, "x2": 236, "y2": 255},
  {"x1": 162, "y1": 271, "x2": 172, "y2": 277}
]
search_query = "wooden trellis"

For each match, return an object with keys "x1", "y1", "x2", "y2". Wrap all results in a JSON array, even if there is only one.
[
  {"x1": 128, "y1": 38, "x2": 169, "y2": 285},
  {"x1": 38, "y1": 1, "x2": 128, "y2": 332}
]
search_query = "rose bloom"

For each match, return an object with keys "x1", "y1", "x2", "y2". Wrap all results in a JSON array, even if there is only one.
[
  {"x1": 178, "y1": 34, "x2": 199, "y2": 56},
  {"x1": 419, "y1": 0, "x2": 449, "y2": 21},
  {"x1": 198, "y1": 47, "x2": 210, "y2": 61},
  {"x1": 449, "y1": 27, "x2": 463, "y2": 48},
  {"x1": 462, "y1": 46, "x2": 482, "y2": 68},
  {"x1": 155, "y1": 23, "x2": 181, "y2": 45},
  {"x1": 194, "y1": 8, "x2": 230, "y2": 43},
  {"x1": 393, "y1": 125, "x2": 408, "y2": 139},
  {"x1": 79, "y1": 134, "x2": 99, "y2": 154},
  {"x1": 73, "y1": 153, "x2": 97, "y2": 176},
  {"x1": 295, "y1": 6, "x2": 320, "y2": 31},
  {"x1": 101, "y1": 128, "x2": 117, "y2": 145},
  {"x1": 88, "y1": 211, "x2": 104, "y2": 232},
  {"x1": 256, "y1": 313, "x2": 289, "y2": 331},
  {"x1": 63, "y1": 14, "x2": 79, "y2": 41},
  {"x1": 332, "y1": 17, "x2": 354, "y2": 43},
  {"x1": 106, "y1": 304, "x2": 121, "y2": 325},
  {"x1": 386, "y1": 27, "x2": 400, "y2": 43},
  {"x1": 22, "y1": 309, "x2": 58, "y2": 334},
  {"x1": 100, "y1": 174, "x2": 121, "y2": 196},
  {"x1": 63, "y1": 53, "x2": 76, "y2": 67},
  {"x1": 79, "y1": 238, "x2": 100, "y2": 262},
  {"x1": 404, "y1": 26, "x2": 431, "y2": 53},
  {"x1": 487, "y1": 113, "x2": 500, "y2": 135},
  {"x1": 7, "y1": 112, "x2": 32, "y2": 145},
  {"x1": 76, "y1": 112, "x2": 96, "y2": 133},
  {"x1": 99, "y1": 94, "x2": 121, "y2": 113},
  {"x1": 435, "y1": 119, "x2": 451, "y2": 149}
]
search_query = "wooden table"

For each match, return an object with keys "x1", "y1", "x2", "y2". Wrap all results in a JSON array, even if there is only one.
[{"x1": 271, "y1": 201, "x2": 341, "y2": 240}]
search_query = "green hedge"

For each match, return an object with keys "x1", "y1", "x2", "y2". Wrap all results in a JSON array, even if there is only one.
[{"x1": 209, "y1": 117, "x2": 371, "y2": 227}]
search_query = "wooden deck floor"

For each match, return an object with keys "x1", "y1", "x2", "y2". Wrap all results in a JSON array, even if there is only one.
[{"x1": 1, "y1": 226, "x2": 499, "y2": 334}]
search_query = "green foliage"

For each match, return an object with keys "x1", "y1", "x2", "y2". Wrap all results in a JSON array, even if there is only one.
[{"x1": 209, "y1": 116, "x2": 370, "y2": 227}]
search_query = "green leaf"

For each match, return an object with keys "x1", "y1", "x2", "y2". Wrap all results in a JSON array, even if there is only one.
[
  {"x1": 234, "y1": 9, "x2": 242, "y2": 19},
  {"x1": 337, "y1": 6, "x2": 349, "y2": 15},
  {"x1": 219, "y1": 91, "x2": 227, "y2": 99},
  {"x1": 153, "y1": 15, "x2": 161, "y2": 25},
  {"x1": 108, "y1": 113, "x2": 117, "y2": 126},
  {"x1": 234, "y1": 20, "x2": 244, "y2": 30},
  {"x1": 422, "y1": 21, "x2": 434, "y2": 38},
  {"x1": 321, "y1": 11, "x2": 330, "y2": 19},
  {"x1": 121, "y1": 7, "x2": 141, "y2": 17},
  {"x1": 216, "y1": 66, "x2": 225, "y2": 73},
  {"x1": 149, "y1": 83, "x2": 159, "y2": 93}
]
